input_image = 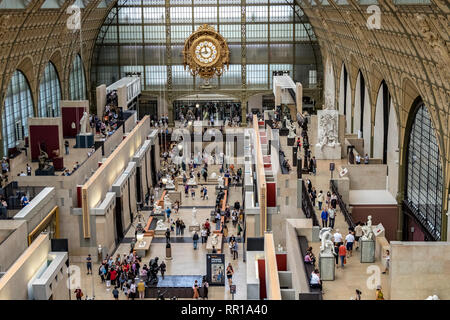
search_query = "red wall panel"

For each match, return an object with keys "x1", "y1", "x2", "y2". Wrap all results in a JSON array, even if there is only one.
[
  {"x1": 351, "y1": 205, "x2": 398, "y2": 241},
  {"x1": 62, "y1": 107, "x2": 85, "y2": 137},
  {"x1": 257, "y1": 259, "x2": 266, "y2": 300},
  {"x1": 267, "y1": 182, "x2": 277, "y2": 207},
  {"x1": 29, "y1": 125, "x2": 60, "y2": 161},
  {"x1": 276, "y1": 254, "x2": 287, "y2": 271}
]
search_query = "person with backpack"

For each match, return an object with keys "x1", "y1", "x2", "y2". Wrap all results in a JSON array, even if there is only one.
[{"x1": 193, "y1": 231, "x2": 199, "y2": 250}]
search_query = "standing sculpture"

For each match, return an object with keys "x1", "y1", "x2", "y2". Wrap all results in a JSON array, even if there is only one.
[
  {"x1": 217, "y1": 175, "x2": 224, "y2": 188},
  {"x1": 191, "y1": 207, "x2": 199, "y2": 226},
  {"x1": 286, "y1": 118, "x2": 296, "y2": 139},
  {"x1": 319, "y1": 227, "x2": 334, "y2": 255},
  {"x1": 361, "y1": 215, "x2": 374, "y2": 240},
  {"x1": 79, "y1": 111, "x2": 89, "y2": 134}
]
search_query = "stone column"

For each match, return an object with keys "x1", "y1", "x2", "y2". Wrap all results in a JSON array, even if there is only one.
[
  {"x1": 296, "y1": 82, "x2": 303, "y2": 114},
  {"x1": 274, "y1": 85, "x2": 282, "y2": 107},
  {"x1": 96, "y1": 84, "x2": 106, "y2": 118}
]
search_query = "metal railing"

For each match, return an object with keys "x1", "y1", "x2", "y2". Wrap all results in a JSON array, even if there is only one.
[
  {"x1": 330, "y1": 180, "x2": 355, "y2": 229},
  {"x1": 301, "y1": 180, "x2": 319, "y2": 227}
]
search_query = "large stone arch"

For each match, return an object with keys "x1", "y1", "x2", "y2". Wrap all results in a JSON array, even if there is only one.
[
  {"x1": 338, "y1": 62, "x2": 352, "y2": 133},
  {"x1": 353, "y1": 70, "x2": 372, "y2": 155},
  {"x1": 402, "y1": 96, "x2": 445, "y2": 240},
  {"x1": 324, "y1": 57, "x2": 336, "y2": 109}
]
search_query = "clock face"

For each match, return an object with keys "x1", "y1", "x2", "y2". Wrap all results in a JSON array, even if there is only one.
[
  {"x1": 183, "y1": 24, "x2": 230, "y2": 79},
  {"x1": 193, "y1": 38, "x2": 219, "y2": 65}
]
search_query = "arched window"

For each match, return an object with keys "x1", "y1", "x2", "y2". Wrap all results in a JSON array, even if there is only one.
[
  {"x1": 69, "y1": 55, "x2": 87, "y2": 100},
  {"x1": 38, "y1": 62, "x2": 61, "y2": 117},
  {"x1": 2, "y1": 70, "x2": 34, "y2": 155},
  {"x1": 405, "y1": 100, "x2": 444, "y2": 240}
]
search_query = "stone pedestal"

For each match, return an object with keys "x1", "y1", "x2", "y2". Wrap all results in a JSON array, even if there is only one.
[
  {"x1": 314, "y1": 144, "x2": 341, "y2": 160},
  {"x1": 35, "y1": 165, "x2": 55, "y2": 176},
  {"x1": 360, "y1": 240, "x2": 375, "y2": 263},
  {"x1": 165, "y1": 245, "x2": 173, "y2": 260},
  {"x1": 189, "y1": 225, "x2": 200, "y2": 232},
  {"x1": 279, "y1": 128, "x2": 289, "y2": 136},
  {"x1": 319, "y1": 254, "x2": 335, "y2": 281},
  {"x1": 76, "y1": 133, "x2": 94, "y2": 148},
  {"x1": 287, "y1": 137, "x2": 295, "y2": 146}
]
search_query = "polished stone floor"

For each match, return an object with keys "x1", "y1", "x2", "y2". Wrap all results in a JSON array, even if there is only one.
[
  {"x1": 71, "y1": 177, "x2": 246, "y2": 300},
  {"x1": 308, "y1": 158, "x2": 389, "y2": 300}
]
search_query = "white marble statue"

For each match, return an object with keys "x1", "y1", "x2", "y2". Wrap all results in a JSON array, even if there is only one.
[
  {"x1": 188, "y1": 174, "x2": 197, "y2": 185},
  {"x1": 156, "y1": 219, "x2": 166, "y2": 230},
  {"x1": 211, "y1": 234, "x2": 218, "y2": 246},
  {"x1": 284, "y1": 117, "x2": 296, "y2": 139},
  {"x1": 154, "y1": 203, "x2": 162, "y2": 215},
  {"x1": 316, "y1": 110, "x2": 339, "y2": 151},
  {"x1": 319, "y1": 227, "x2": 334, "y2": 255},
  {"x1": 324, "y1": 87, "x2": 335, "y2": 110},
  {"x1": 361, "y1": 215, "x2": 374, "y2": 241},
  {"x1": 218, "y1": 175, "x2": 224, "y2": 188},
  {"x1": 79, "y1": 111, "x2": 89, "y2": 135},
  {"x1": 191, "y1": 207, "x2": 199, "y2": 226},
  {"x1": 166, "y1": 175, "x2": 175, "y2": 189},
  {"x1": 164, "y1": 193, "x2": 172, "y2": 209},
  {"x1": 339, "y1": 167, "x2": 348, "y2": 177}
]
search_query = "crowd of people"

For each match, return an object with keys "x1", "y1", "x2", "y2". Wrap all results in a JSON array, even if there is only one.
[{"x1": 85, "y1": 250, "x2": 169, "y2": 300}]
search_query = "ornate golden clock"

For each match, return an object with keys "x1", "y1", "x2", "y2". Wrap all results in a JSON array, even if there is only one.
[{"x1": 183, "y1": 24, "x2": 230, "y2": 80}]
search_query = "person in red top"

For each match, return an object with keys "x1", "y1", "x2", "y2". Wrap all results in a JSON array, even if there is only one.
[
  {"x1": 338, "y1": 244, "x2": 347, "y2": 268},
  {"x1": 204, "y1": 219, "x2": 211, "y2": 235},
  {"x1": 110, "y1": 268, "x2": 118, "y2": 286}
]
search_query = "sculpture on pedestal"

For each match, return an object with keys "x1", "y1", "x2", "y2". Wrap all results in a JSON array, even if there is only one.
[
  {"x1": 217, "y1": 175, "x2": 224, "y2": 188},
  {"x1": 154, "y1": 204, "x2": 162, "y2": 215},
  {"x1": 165, "y1": 175, "x2": 175, "y2": 189},
  {"x1": 286, "y1": 117, "x2": 296, "y2": 139},
  {"x1": 156, "y1": 219, "x2": 166, "y2": 230},
  {"x1": 38, "y1": 143, "x2": 50, "y2": 170},
  {"x1": 211, "y1": 234, "x2": 218, "y2": 246},
  {"x1": 191, "y1": 207, "x2": 199, "y2": 226},
  {"x1": 316, "y1": 111, "x2": 339, "y2": 151},
  {"x1": 148, "y1": 257, "x2": 160, "y2": 285},
  {"x1": 188, "y1": 174, "x2": 197, "y2": 185},
  {"x1": 164, "y1": 194, "x2": 172, "y2": 209},
  {"x1": 361, "y1": 215, "x2": 374, "y2": 241},
  {"x1": 79, "y1": 111, "x2": 89, "y2": 134},
  {"x1": 319, "y1": 227, "x2": 334, "y2": 255}
]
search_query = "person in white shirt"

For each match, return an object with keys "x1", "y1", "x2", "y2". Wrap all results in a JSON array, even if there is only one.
[
  {"x1": 328, "y1": 207, "x2": 336, "y2": 229},
  {"x1": 354, "y1": 222, "x2": 363, "y2": 250},
  {"x1": 345, "y1": 231, "x2": 355, "y2": 257},
  {"x1": 355, "y1": 154, "x2": 361, "y2": 164},
  {"x1": 382, "y1": 250, "x2": 390, "y2": 274},
  {"x1": 317, "y1": 190, "x2": 324, "y2": 210},
  {"x1": 310, "y1": 269, "x2": 322, "y2": 290},
  {"x1": 333, "y1": 229, "x2": 343, "y2": 245}
]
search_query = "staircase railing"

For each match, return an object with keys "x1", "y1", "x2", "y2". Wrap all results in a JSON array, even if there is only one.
[
  {"x1": 330, "y1": 180, "x2": 355, "y2": 229},
  {"x1": 301, "y1": 180, "x2": 319, "y2": 227}
]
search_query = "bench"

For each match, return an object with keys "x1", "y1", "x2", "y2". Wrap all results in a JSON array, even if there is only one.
[
  {"x1": 298, "y1": 236, "x2": 323, "y2": 299},
  {"x1": 143, "y1": 217, "x2": 155, "y2": 237}
]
